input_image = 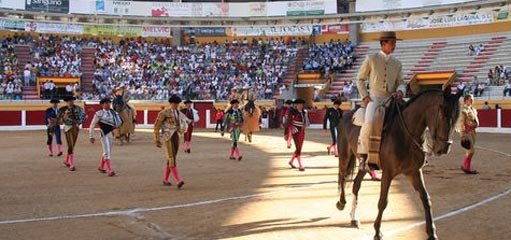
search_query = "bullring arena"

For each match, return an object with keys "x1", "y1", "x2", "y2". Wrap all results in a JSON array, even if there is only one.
[{"x1": 1, "y1": 0, "x2": 511, "y2": 239}]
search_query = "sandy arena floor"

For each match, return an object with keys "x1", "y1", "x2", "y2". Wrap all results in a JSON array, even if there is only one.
[{"x1": 0, "y1": 129, "x2": 510, "y2": 240}]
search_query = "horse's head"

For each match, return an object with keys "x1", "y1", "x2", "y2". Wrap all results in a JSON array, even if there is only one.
[
  {"x1": 422, "y1": 88, "x2": 463, "y2": 156},
  {"x1": 244, "y1": 100, "x2": 256, "y2": 115}
]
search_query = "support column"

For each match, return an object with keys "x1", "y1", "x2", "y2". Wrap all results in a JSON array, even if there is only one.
[
  {"x1": 172, "y1": 27, "x2": 182, "y2": 46},
  {"x1": 21, "y1": 110, "x2": 26, "y2": 126}
]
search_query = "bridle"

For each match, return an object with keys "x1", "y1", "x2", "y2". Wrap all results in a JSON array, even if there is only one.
[{"x1": 394, "y1": 97, "x2": 452, "y2": 153}]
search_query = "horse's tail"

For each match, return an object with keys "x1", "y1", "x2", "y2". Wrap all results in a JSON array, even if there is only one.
[{"x1": 337, "y1": 109, "x2": 359, "y2": 192}]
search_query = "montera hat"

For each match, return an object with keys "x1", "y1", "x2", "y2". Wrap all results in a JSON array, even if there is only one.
[
  {"x1": 293, "y1": 98, "x2": 306, "y2": 104},
  {"x1": 50, "y1": 99, "x2": 60, "y2": 104},
  {"x1": 230, "y1": 99, "x2": 240, "y2": 105},
  {"x1": 183, "y1": 99, "x2": 193, "y2": 104},
  {"x1": 99, "y1": 98, "x2": 112, "y2": 104},
  {"x1": 63, "y1": 96, "x2": 76, "y2": 102},
  {"x1": 333, "y1": 99, "x2": 343, "y2": 105},
  {"x1": 168, "y1": 96, "x2": 182, "y2": 103}
]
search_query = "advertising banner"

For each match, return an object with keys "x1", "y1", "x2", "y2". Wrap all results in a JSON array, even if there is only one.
[
  {"x1": 428, "y1": 11, "x2": 494, "y2": 28},
  {"x1": 362, "y1": 11, "x2": 497, "y2": 32},
  {"x1": 25, "y1": 21, "x2": 83, "y2": 35},
  {"x1": 141, "y1": 26, "x2": 171, "y2": 38},
  {"x1": 151, "y1": 2, "x2": 201, "y2": 17},
  {"x1": 69, "y1": 0, "x2": 336, "y2": 17},
  {"x1": 229, "y1": 2, "x2": 267, "y2": 17},
  {"x1": 202, "y1": 3, "x2": 229, "y2": 17},
  {"x1": 0, "y1": 19, "x2": 25, "y2": 31},
  {"x1": 228, "y1": 25, "x2": 313, "y2": 37},
  {"x1": 356, "y1": 0, "x2": 477, "y2": 12},
  {"x1": 0, "y1": 0, "x2": 25, "y2": 10},
  {"x1": 287, "y1": 0, "x2": 325, "y2": 16},
  {"x1": 25, "y1": 0, "x2": 69, "y2": 13},
  {"x1": 83, "y1": 25, "x2": 142, "y2": 37},
  {"x1": 184, "y1": 27, "x2": 226, "y2": 36},
  {"x1": 321, "y1": 24, "x2": 349, "y2": 34}
]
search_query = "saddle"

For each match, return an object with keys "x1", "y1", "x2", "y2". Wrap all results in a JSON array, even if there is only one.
[{"x1": 353, "y1": 97, "x2": 402, "y2": 168}]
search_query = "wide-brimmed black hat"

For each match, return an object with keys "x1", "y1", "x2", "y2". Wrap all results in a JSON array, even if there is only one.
[
  {"x1": 375, "y1": 31, "x2": 402, "y2": 41},
  {"x1": 333, "y1": 99, "x2": 343, "y2": 105},
  {"x1": 50, "y1": 99, "x2": 60, "y2": 104},
  {"x1": 285, "y1": 100, "x2": 293, "y2": 105},
  {"x1": 63, "y1": 96, "x2": 76, "y2": 102},
  {"x1": 99, "y1": 98, "x2": 112, "y2": 104},
  {"x1": 230, "y1": 99, "x2": 240, "y2": 105},
  {"x1": 294, "y1": 98, "x2": 306, "y2": 104},
  {"x1": 168, "y1": 96, "x2": 182, "y2": 103},
  {"x1": 184, "y1": 99, "x2": 192, "y2": 104}
]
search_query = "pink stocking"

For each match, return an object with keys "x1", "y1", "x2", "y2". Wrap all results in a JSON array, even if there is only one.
[
  {"x1": 463, "y1": 156, "x2": 472, "y2": 170},
  {"x1": 57, "y1": 144, "x2": 62, "y2": 153},
  {"x1": 47, "y1": 145, "x2": 53, "y2": 155},
  {"x1": 286, "y1": 135, "x2": 292, "y2": 147},
  {"x1": 229, "y1": 147, "x2": 235, "y2": 157},
  {"x1": 234, "y1": 147, "x2": 241, "y2": 157},
  {"x1": 369, "y1": 170, "x2": 379, "y2": 179},
  {"x1": 296, "y1": 155, "x2": 304, "y2": 169},
  {"x1": 170, "y1": 167, "x2": 182, "y2": 183},
  {"x1": 105, "y1": 159, "x2": 112, "y2": 173},
  {"x1": 163, "y1": 165, "x2": 171, "y2": 182},
  {"x1": 68, "y1": 154, "x2": 75, "y2": 168},
  {"x1": 99, "y1": 156, "x2": 105, "y2": 169}
]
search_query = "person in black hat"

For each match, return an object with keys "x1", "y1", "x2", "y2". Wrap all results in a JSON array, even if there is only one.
[
  {"x1": 58, "y1": 95, "x2": 86, "y2": 171},
  {"x1": 323, "y1": 99, "x2": 343, "y2": 156},
  {"x1": 280, "y1": 99, "x2": 294, "y2": 148},
  {"x1": 356, "y1": 31, "x2": 407, "y2": 171},
  {"x1": 88, "y1": 98, "x2": 122, "y2": 177},
  {"x1": 180, "y1": 100, "x2": 198, "y2": 154},
  {"x1": 153, "y1": 95, "x2": 191, "y2": 189},
  {"x1": 45, "y1": 99, "x2": 63, "y2": 157},
  {"x1": 284, "y1": 98, "x2": 310, "y2": 171},
  {"x1": 223, "y1": 99, "x2": 244, "y2": 161}
]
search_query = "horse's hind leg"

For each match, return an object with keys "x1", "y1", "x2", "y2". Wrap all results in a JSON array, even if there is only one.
[
  {"x1": 336, "y1": 154, "x2": 349, "y2": 211},
  {"x1": 374, "y1": 172, "x2": 393, "y2": 240},
  {"x1": 408, "y1": 170, "x2": 438, "y2": 240},
  {"x1": 350, "y1": 170, "x2": 367, "y2": 228}
]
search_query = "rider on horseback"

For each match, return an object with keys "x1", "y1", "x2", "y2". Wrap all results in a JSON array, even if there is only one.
[{"x1": 356, "y1": 31, "x2": 406, "y2": 171}]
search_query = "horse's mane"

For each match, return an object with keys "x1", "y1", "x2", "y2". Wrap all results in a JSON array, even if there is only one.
[
  {"x1": 403, "y1": 89, "x2": 444, "y2": 108},
  {"x1": 385, "y1": 89, "x2": 459, "y2": 130}
]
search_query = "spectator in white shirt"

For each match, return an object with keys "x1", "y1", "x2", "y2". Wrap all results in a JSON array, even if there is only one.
[
  {"x1": 65, "y1": 84, "x2": 73, "y2": 97},
  {"x1": 504, "y1": 81, "x2": 511, "y2": 97},
  {"x1": 23, "y1": 68, "x2": 32, "y2": 86}
]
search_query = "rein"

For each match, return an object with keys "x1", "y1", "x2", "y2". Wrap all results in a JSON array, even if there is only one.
[{"x1": 394, "y1": 99, "x2": 428, "y2": 152}]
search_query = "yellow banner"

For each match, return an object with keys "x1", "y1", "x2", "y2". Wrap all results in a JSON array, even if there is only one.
[{"x1": 83, "y1": 25, "x2": 142, "y2": 37}]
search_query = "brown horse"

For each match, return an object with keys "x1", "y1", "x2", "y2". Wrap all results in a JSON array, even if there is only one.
[
  {"x1": 113, "y1": 95, "x2": 135, "y2": 145},
  {"x1": 336, "y1": 88, "x2": 462, "y2": 240},
  {"x1": 242, "y1": 100, "x2": 261, "y2": 143}
]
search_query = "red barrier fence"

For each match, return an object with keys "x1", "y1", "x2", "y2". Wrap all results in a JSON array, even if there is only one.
[{"x1": 1, "y1": 107, "x2": 510, "y2": 133}]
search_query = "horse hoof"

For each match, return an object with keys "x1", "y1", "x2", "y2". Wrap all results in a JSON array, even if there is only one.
[
  {"x1": 336, "y1": 201, "x2": 346, "y2": 211},
  {"x1": 350, "y1": 220, "x2": 360, "y2": 228},
  {"x1": 374, "y1": 233, "x2": 383, "y2": 240}
]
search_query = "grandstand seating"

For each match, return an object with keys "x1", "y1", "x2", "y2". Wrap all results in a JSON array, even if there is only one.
[{"x1": 326, "y1": 32, "x2": 511, "y2": 99}]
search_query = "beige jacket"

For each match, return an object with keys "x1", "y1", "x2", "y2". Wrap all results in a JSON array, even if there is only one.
[
  {"x1": 356, "y1": 52, "x2": 406, "y2": 99},
  {"x1": 456, "y1": 105, "x2": 479, "y2": 133}
]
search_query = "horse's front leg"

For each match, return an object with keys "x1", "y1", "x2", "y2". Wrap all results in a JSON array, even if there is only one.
[
  {"x1": 408, "y1": 170, "x2": 438, "y2": 240},
  {"x1": 350, "y1": 170, "x2": 367, "y2": 228},
  {"x1": 374, "y1": 172, "x2": 393, "y2": 240}
]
